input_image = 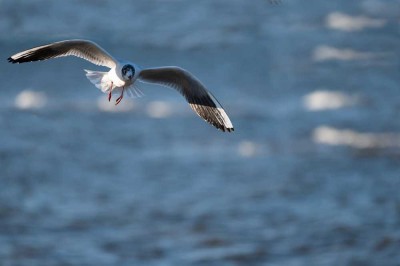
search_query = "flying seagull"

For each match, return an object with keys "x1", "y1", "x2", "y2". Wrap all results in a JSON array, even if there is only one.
[{"x1": 8, "y1": 39, "x2": 234, "y2": 132}]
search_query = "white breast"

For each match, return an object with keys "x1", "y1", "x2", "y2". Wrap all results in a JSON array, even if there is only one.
[{"x1": 108, "y1": 68, "x2": 126, "y2": 87}]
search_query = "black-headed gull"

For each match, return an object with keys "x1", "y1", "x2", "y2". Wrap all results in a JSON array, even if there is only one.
[{"x1": 8, "y1": 39, "x2": 234, "y2": 132}]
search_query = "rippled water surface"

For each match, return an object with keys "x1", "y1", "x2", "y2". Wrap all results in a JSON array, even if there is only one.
[{"x1": 0, "y1": 0, "x2": 400, "y2": 265}]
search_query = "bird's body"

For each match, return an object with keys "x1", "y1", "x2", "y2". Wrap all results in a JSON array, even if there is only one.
[
  {"x1": 85, "y1": 61, "x2": 143, "y2": 102},
  {"x1": 8, "y1": 39, "x2": 234, "y2": 132}
]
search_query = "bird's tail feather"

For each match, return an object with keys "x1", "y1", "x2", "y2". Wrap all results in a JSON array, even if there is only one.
[
  {"x1": 84, "y1": 69, "x2": 112, "y2": 93},
  {"x1": 126, "y1": 84, "x2": 144, "y2": 98}
]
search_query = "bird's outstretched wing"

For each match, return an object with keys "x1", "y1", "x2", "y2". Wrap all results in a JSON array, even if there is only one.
[
  {"x1": 8, "y1": 39, "x2": 117, "y2": 68},
  {"x1": 139, "y1": 67, "x2": 234, "y2": 132}
]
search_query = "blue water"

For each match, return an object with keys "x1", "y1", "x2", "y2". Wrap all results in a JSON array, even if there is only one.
[{"x1": 0, "y1": 0, "x2": 399, "y2": 265}]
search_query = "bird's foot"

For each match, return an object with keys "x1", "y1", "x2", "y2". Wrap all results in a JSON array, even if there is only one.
[
  {"x1": 115, "y1": 87, "x2": 124, "y2": 106},
  {"x1": 115, "y1": 95, "x2": 123, "y2": 105},
  {"x1": 108, "y1": 82, "x2": 113, "y2": 102}
]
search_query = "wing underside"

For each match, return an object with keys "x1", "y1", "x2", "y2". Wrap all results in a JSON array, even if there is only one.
[{"x1": 139, "y1": 67, "x2": 234, "y2": 132}]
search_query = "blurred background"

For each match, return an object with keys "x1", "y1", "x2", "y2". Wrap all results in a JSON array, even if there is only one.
[{"x1": 0, "y1": 0, "x2": 399, "y2": 265}]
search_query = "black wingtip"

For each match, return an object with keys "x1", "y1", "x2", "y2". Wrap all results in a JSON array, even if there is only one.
[
  {"x1": 220, "y1": 126, "x2": 234, "y2": 133},
  {"x1": 7, "y1": 57, "x2": 17, "y2": 63}
]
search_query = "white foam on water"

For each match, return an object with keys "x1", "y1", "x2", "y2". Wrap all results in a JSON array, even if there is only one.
[
  {"x1": 313, "y1": 126, "x2": 400, "y2": 149},
  {"x1": 146, "y1": 101, "x2": 173, "y2": 119},
  {"x1": 326, "y1": 12, "x2": 386, "y2": 32},
  {"x1": 313, "y1": 45, "x2": 374, "y2": 62},
  {"x1": 237, "y1": 140, "x2": 260, "y2": 157},
  {"x1": 303, "y1": 90, "x2": 357, "y2": 111},
  {"x1": 14, "y1": 90, "x2": 47, "y2": 110}
]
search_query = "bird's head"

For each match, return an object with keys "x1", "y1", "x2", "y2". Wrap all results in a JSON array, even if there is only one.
[{"x1": 122, "y1": 64, "x2": 135, "y2": 81}]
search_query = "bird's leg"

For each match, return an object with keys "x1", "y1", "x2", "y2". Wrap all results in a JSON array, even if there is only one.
[
  {"x1": 108, "y1": 82, "x2": 113, "y2": 102},
  {"x1": 115, "y1": 86, "x2": 125, "y2": 106}
]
